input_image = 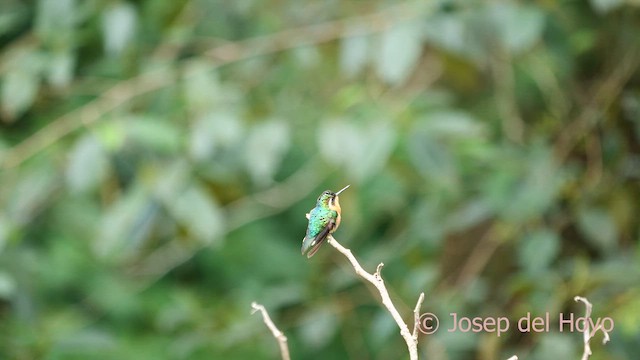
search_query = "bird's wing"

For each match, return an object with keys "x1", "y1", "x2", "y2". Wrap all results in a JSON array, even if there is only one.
[{"x1": 302, "y1": 217, "x2": 336, "y2": 258}]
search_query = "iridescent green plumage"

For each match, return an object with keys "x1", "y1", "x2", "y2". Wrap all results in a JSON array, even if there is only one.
[{"x1": 301, "y1": 185, "x2": 349, "y2": 258}]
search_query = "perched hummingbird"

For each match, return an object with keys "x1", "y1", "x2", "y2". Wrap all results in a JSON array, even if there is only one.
[{"x1": 301, "y1": 185, "x2": 350, "y2": 258}]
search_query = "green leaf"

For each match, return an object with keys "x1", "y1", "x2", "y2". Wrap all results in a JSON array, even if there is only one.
[
  {"x1": 1, "y1": 70, "x2": 38, "y2": 119},
  {"x1": 375, "y1": 20, "x2": 423, "y2": 84},
  {"x1": 590, "y1": 0, "x2": 625, "y2": 14},
  {"x1": 182, "y1": 61, "x2": 221, "y2": 113},
  {"x1": 317, "y1": 120, "x2": 361, "y2": 167},
  {"x1": 65, "y1": 134, "x2": 109, "y2": 193},
  {"x1": 46, "y1": 50, "x2": 75, "y2": 88},
  {"x1": 7, "y1": 161, "x2": 58, "y2": 224},
  {"x1": 318, "y1": 120, "x2": 396, "y2": 182},
  {"x1": 0, "y1": 272, "x2": 15, "y2": 299},
  {"x1": 165, "y1": 184, "x2": 224, "y2": 244},
  {"x1": 95, "y1": 120, "x2": 126, "y2": 151},
  {"x1": 408, "y1": 130, "x2": 457, "y2": 187},
  {"x1": 577, "y1": 208, "x2": 618, "y2": 253},
  {"x1": 244, "y1": 120, "x2": 290, "y2": 186},
  {"x1": 407, "y1": 111, "x2": 484, "y2": 188},
  {"x1": 1, "y1": 51, "x2": 42, "y2": 120},
  {"x1": 421, "y1": 111, "x2": 485, "y2": 140},
  {"x1": 408, "y1": 200, "x2": 445, "y2": 245},
  {"x1": 189, "y1": 111, "x2": 244, "y2": 161},
  {"x1": 0, "y1": 5, "x2": 28, "y2": 38},
  {"x1": 126, "y1": 115, "x2": 182, "y2": 153},
  {"x1": 423, "y1": 13, "x2": 490, "y2": 63},
  {"x1": 340, "y1": 32, "x2": 370, "y2": 77},
  {"x1": 519, "y1": 230, "x2": 560, "y2": 273},
  {"x1": 35, "y1": 0, "x2": 75, "y2": 47},
  {"x1": 96, "y1": 186, "x2": 150, "y2": 259},
  {"x1": 292, "y1": 45, "x2": 320, "y2": 68},
  {"x1": 488, "y1": 3, "x2": 545, "y2": 54},
  {"x1": 0, "y1": 216, "x2": 10, "y2": 254},
  {"x1": 102, "y1": 2, "x2": 137, "y2": 55},
  {"x1": 153, "y1": 160, "x2": 191, "y2": 201},
  {"x1": 501, "y1": 146, "x2": 565, "y2": 223},
  {"x1": 423, "y1": 14, "x2": 466, "y2": 55},
  {"x1": 350, "y1": 122, "x2": 396, "y2": 181},
  {"x1": 482, "y1": 167, "x2": 519, "y2": 216}
]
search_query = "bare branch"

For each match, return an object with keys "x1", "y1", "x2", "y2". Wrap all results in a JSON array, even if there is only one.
[
  {"x1": 327, "y1": 235, "x2": 421, "y2": 360},
  {"x1": 412, "y1": 292, "x2": 425, "y2": 340},
  {"x1": 251, "y1": 302, "x2": 291, "y2": 360},
  {"x1": 574, "y1": 296, "x2": 611, "y2": 360}
]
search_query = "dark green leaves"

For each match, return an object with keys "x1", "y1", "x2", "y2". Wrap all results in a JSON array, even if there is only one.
[
  {"x1": 577, "y1": 208, "x2": 618, "y2": 254},
  {"x1": 1, "y1": 1, "x2": 638, "y2": 359},
  {"x1": 519, "y1": 230, "x2": 560, "y2": 273}
]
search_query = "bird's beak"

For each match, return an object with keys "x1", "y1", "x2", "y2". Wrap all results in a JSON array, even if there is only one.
[{"x1": 335, "y1": 184, "x2": 350, "y2": 196}]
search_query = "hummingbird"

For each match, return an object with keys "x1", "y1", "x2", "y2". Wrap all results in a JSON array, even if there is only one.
[{"x1": 301, "y1": 185, "x2": 350, "y2": 258}]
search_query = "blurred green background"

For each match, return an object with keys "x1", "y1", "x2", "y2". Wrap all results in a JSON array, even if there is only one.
[{"x1": 1, "y1": 0, "x2": 639, "y2": 359}]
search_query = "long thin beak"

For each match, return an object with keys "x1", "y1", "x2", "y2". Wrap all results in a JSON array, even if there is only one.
[{"x1": 335, "y1": 184, "x2": 350, "y2": 195}]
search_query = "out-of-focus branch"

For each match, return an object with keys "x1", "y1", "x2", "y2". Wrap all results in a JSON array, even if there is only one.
[
  {"x1": 554, "y1": 48, "x2": 640, "y2": 163},
  {"x1": 1, "y1": 1, "x2": 431, "y2": 170},
  {"x1": 574, "y1": 296, "x2": 611, "y2": 360},
  {"x1": 327, "y1": 235, "x2": 423, "y2": 360},
  {"x1": 128, "y1": 157, "x2": 326, "y2": 283},
  {"x1": 1, "y1": 68, "x2": 172, "y2": 169},
  {"x1": 450, "y1": 223, "x2": 506, "y2": 289},
  {"x1": 251, "y1": 302, "x2": 291, "y2": 360},
  {"x1": 491, "y1": 47, "x2": 524, "y2": 143}
]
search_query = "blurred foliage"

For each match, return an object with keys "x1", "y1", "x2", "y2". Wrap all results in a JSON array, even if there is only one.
[{"x1": 0, "y1": 0, "x2": 639, "y2": 359}]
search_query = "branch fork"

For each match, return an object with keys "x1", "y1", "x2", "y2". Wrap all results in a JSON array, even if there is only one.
[
  {"x1": 327, "y1": 235, "x2": 424, "y2": 360},
  {"x1": 251, "y1": 302, "x2": 291, "y2": 360},
  {"x1": 574, "y1": 296, "x2": 611, "y2": 360}
]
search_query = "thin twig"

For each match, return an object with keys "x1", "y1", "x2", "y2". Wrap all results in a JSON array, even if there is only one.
[
  {"x1": 412, "y1": 292, "x2": 425, "y2": 340},
  {"x1": 327, "y1": 235, "x2": 421, "y2": 360},
  {"x1": 251, "y1": 302, "x2": 291, "y2": 360},
  {"x1": 574, "y1": 296, "x2": 611, "y2": 360}
]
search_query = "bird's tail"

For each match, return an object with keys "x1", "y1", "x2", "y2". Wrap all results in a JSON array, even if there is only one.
[{"x1": 301, "y1": 234, "x2": 326, "y2": 258}]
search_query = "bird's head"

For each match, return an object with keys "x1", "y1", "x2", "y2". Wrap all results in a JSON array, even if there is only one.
[{"x1": 316, "y1": 185, "x2": 350, "y2": 207}]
